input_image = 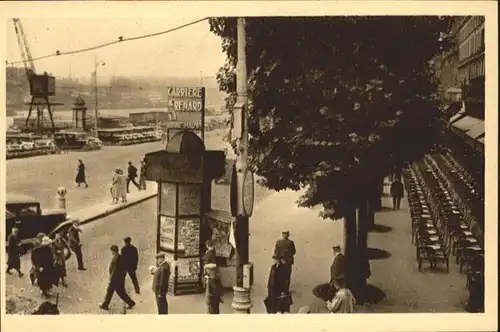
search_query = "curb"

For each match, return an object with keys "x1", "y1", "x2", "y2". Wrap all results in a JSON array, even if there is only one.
[{"x1": 78, "y1": 192, "x2": 158, "y2": 226}]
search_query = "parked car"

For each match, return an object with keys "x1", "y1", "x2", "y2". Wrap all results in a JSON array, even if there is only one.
[
  {"x1": 5, "y1": 193, "x2": 73, "y2": 253},
  {"x1": 20, "y1": 141, "x2": 38, "y2": 150},
  {"x1": 6, "y1": 143, "x2": 23, "y2": 152},
  {"x1": 86, "y1": 137, "x2": 102, "y2": 149}
]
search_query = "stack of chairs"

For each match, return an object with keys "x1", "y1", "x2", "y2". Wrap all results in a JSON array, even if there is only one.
[{"x1": 403, "y1": 163, "x2": 450, "y2": 272}]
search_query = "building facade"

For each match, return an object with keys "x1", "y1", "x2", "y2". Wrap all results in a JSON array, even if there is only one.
[{"x1": 457, "y1": 16, "x2": 485, "y2": 84}]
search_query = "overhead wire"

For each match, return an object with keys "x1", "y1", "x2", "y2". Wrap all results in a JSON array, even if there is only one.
[{"x1": 7, "y1": 17, "x2": 209, "y2": 66}]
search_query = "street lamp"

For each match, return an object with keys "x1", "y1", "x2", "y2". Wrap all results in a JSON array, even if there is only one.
[{"x1": 93, "y1": 56, "x2": 106, "y2": 137}]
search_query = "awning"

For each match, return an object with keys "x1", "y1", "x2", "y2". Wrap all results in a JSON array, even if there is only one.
[
  {"x1": 451, "y1": 115, "x2": 483, "y2": 133},
  {"x1": 466, "y1": 121, "x2": 485, "y2": 139}
]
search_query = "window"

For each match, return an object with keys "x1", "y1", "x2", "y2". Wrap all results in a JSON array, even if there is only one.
[{"x1": 19, "y1": 204, "x2": 39, "y2": 217}]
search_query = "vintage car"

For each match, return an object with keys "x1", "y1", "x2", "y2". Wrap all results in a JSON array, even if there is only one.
[{"x1": 5, "y1": 193, "x2": 73, "y2": 253}]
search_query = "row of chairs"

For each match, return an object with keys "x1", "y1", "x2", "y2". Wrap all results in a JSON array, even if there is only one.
[
  {"x1": 424, "y1": 155, "x2": 484, "y2": 287},
  {"x1": 437, "y1": 154, "x2": 484, "y2": 244},
  {"x1": 404, "y1": 165, "x2": 451, "y2": 272}
]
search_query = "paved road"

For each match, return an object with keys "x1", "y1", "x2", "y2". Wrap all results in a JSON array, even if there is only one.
[
  {"x1": 6, "y1": 188, "x2": 344, "y2": 314},
  {"x1": 6, "y1": 130, "x2": 232, "y2": 213}
]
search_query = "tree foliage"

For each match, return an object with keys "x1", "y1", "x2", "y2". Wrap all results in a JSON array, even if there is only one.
[{"x1": 209, "y1": 17, "x2": 454, "y2": 219}]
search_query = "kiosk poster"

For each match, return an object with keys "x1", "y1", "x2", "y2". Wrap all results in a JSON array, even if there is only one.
[
  {"x1": 159, "y1": 215, "x2": 176, "y2": 251},
  {"x1": 177, "y1": 257, "x2": 201, "y2": 281},
  {"x1": 160, "y1": 182, "x2": 177, "y2": 216},
  {"x1": 178, "y1": 184, "x2": 201, "y2": 215},
  {"x1": 205, "y1": 214, "x2": 234, "y2": 259},
  {"x1": 178, "y1": 218, "x2": 200, "y2": 257}
]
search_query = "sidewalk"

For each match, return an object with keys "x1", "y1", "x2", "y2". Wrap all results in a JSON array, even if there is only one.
[
  {"x1": 357, "y1": 187, "x2": 468, "y2": 313},
  {"x1": 70, "y1": 182, "x2": 158, "y2": 225},
  {"x1": 125, "y1": 189, "x2": 345, "y2": 314}
]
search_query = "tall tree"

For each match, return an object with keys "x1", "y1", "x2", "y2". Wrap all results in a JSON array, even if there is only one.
[{"x1": 210, "y1": 16, "x2": 453, "y2": 297}]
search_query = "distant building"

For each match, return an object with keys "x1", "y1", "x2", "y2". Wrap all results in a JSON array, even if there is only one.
[{"x1": 457, "y1": 16, "x2": 485, "y2": 84}]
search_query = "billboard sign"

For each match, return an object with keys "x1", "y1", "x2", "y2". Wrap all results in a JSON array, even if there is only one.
[{"x1": 167, "y1": 87, "x2": 205, "y2": 140}]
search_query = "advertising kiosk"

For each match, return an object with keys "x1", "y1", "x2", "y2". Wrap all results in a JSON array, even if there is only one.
[{"x1": 145, "y1": 129, "x2": 225, "y2": 295}]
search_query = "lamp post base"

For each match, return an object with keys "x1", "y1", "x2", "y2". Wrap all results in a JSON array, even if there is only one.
[{"x1": 231, "y1": 286, "x2": 252, "y2": 314}]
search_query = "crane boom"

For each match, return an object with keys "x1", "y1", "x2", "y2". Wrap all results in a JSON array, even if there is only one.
[{"x1": 12, "y1": 18, "x2": 36, "y2": 87}]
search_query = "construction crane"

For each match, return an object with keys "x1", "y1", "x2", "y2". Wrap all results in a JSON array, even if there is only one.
[{"x1": 12, "y1": 18, "x2": 62, "y2": 133}]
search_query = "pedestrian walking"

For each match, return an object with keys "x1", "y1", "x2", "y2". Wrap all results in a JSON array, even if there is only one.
[
  {"x1": 272, "y1": 230, "x2": 296, "y2": 293},
  {"x1": 32, "y1": 236, "x2": 57, "y2": 297},
  {"x1": 326, "y1": 279, "x2": 356, "y2": 313},
  {"x1": 75, "y1": 159, "x2": 88, "y2": 188},
  {"x1": 99, "y1": 245, "x2": 136, "y2": 310},
  {"x1": 203, "y1": 240, "x2": 217, "y2": 266},
  {"x1": 390, "y1": 178, "x2": 404, "y2": 210},
  {"x1": 68, "y1": 219, "x2": 86, "y2": 271},
  {"x1": 126, "y1": 161, "x2": 140, "y2": 193},
  {"x1": 139, "y1": 159, "x2": 147, "y2": 190},
  {"x1": 329, "y1": 245, "x2": 345, "y2": 297},
  {"x1": 6, "y1": 227, "x2": 24, "y2": 277},
  {"x1": 110, "y1": 169, "x2": 121, "y2": 204},
  {"x1": 150, "y1": 252, "x2": 171, "y2": 314},
  {"x1": 29, "y1": 233, "x2": 46, "y2": 285},
  {"x1": 52, "y1": 232, "x2": 69, "y2": 287},
  {"x1": 121, "y1": 237, "x2": 140, "y2": 294},
  {"x1": 204, "y1": 263, "x2": 223, "y2": 314}
]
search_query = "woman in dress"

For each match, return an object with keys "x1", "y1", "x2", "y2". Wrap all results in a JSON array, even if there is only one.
[
  {"x1": 52, "y1": 232, "x2": 69, "y2": 287},
  {"x1": 75, "y1": 159, "x2": 88, "y2": 188},
  {"x1": 110, "y1": 169, "x2": 121, "y2": 204},
  {"x1": 118, "y1": 169, "x2": 128, "y2": 203}
]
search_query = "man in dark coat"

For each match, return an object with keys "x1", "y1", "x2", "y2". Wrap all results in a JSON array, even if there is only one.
[
  {"x1": 126, "y1": 161, "x2": 140, "y2": 193},
  {"x1": 99, "y1": 245, "x2": 136, "y2": 310},
  {"x1": 204, "y1": 263, "x2": 223, "y2": 314},
  {"x1": 330, "y1": 245, "x2": 346, "y2": 298},
  {"x1": 265, "y1": 260, "x2": 292, "y2": 314},
  {"x1": 390, "y1": 178, "x2": 404, "y2": 210},
  {"x1": 151, "y1": 252, "x2": 171, "y2": 314},
  {"x1": 6, "y1": 227, "x2": 24, "y2": 277},
  {"x1": 139, "y1": 159, "x2": 147, "y2": 190},
  {"x1": 121, "y1": 237, "x2": 140, "y2": 294},
  {"x1": 272, "y1": 231, "x2": 296, "y2": 293},
  {"x1": 68, "y1": 219, "x2": 86, "y2": 271}
]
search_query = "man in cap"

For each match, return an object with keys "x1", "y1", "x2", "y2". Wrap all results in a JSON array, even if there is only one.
[
  {"x1": 99, "y1": 245, "x2": 135, "y2": 310},
  {"x1": 204, "y1": 263, "x2": 223, "y2": 314},
  {"x1": 121, "y1": 237, "x2": 140, "y2": 294},
  {"x1": 151, "y1": 252, "x2": 171, "y2": 314},
  {"x1": 329, "y1": 245, "x2": 345, "y2": 297},
  {"x1": 68, "y1": 219, "x2": 86, "y2": 271},
  {"x1": 272, "y1": 230, "x2": 296, "y2": 293},
  {"x1": 126, "y1": 161, "x2": 140, "y2": 193}
]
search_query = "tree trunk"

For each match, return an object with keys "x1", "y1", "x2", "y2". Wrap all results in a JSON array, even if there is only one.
[
  {"x1": 355, "y1": 199, "x2": 371, "y2": 293},
  {"x1": 343, "y1": 204, "x2": 357, "y2": 290}
]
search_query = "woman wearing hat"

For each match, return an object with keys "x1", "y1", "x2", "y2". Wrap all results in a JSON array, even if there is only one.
[
  {"x1": 110, "y1": 169, "x2": 121, "y2": 204},
  {"x1": 52, "y1": 232, "x2": 70, "y2": 287},
  {"x1": 32, "y1": 236, "x2": 57, "y2": 297}
]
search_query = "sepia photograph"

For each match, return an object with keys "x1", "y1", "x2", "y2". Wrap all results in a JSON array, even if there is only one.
[{"x1": 0, "y1": 2, "x2": 497, "y2": 332}]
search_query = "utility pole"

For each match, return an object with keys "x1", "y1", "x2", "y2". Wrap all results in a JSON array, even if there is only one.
[
  {"x1": 93, "y1": 56, "x2": 105, "y2": 137},
  {"x1": 231, "y1": 17, "x2": 254, "y2": 315}
]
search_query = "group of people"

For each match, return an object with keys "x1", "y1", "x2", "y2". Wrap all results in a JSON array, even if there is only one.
[
  {"x1": 265, "y1": 231, "x2": 356, "y2": 314},
  {"x1": 6, "y1": 219, "x2": 86, "y2": 298},
  {"x1": 110, "y1": 160, "x2": 147, "y2": 204}
]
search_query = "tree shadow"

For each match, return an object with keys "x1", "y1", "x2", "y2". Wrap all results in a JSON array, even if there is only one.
[
  {"x1": 368, "y1": 224, "x2": 393, "y2": 233},
  {"x1": 352, "y1": 284, "x2": 387, "y2": 305},
  {"x1": 365, "y1": 248, "x2": 391, "y2": 260}
]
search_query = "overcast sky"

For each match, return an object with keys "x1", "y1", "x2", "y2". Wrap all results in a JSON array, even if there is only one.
[{"x1": 5, "y1": 17, "x2": 226, "y2": 83}]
